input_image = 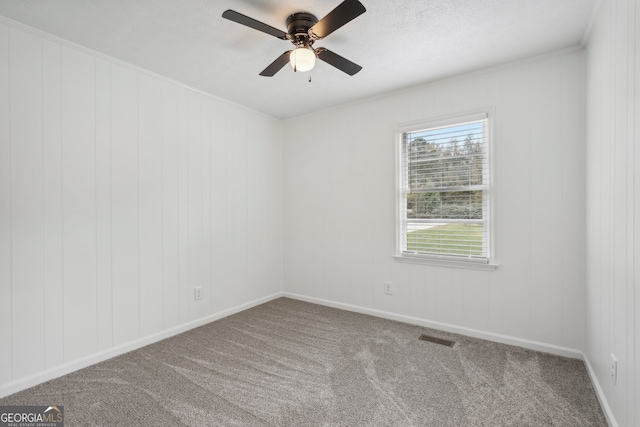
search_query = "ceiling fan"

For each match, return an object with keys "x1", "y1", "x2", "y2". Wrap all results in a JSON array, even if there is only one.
[{"x1": 222, "y1": 0, "x2": 366, "y2": 77}]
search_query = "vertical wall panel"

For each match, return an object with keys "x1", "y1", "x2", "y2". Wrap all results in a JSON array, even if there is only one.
[
  {"x1": 201, "y1": 99, "x2": 212, "y2": 312},
  {"x1": 422, "y1": 267, "x2": 437, "y2": 321},
  {"x1": 138, "y1": 74, "x2": 163, "y2": 336},
  {"x1": 95, "y1": 58, "x2": 112, "y2": 351},
  {"x1": 349, "y1": 109, "x2": 368, "y2": 307},
  {"x1": 495, "y1": 65, "x2": 532, "y2": 340},
  {"x1": 321, "y1": 112, "x2": 350, "y2": 304},
  {"x1": 354, "y1": 103, "x2": 381, "y2": 308},
  {"x1": 433, "y1": 268, "x2": 456, "y2": 325},
  {"x1": 282, "y1": 122, "x2": 303, "y2": 303},
  {"x1": 389, "y1": 261, "x2": 411, "y2": 314},
  {"x1": 209, "y1": 100, "x2": 228, "y2": 313},
  {"x1": 61, "y1": 46, "x2": 97, "y2": 361},
  {"x1": 462, "y1": 270, "x2": 490, "y2": 333},
  {"x1": 612, "y1": 2, "x2": 630, "y2": 419},
  {"x1": 626, "y1": 6, "x2": 637, "y2": 426},
  {"x1": 232, "y1": 110, "x2": 248, "y2": 306},
  {"x1": 634, "y1": 5, "x2": 640, "y2": 425},
  {"x1": 42, "y1": 39, "x2": 63, "y2": 368},
  {"x1": 367, "y1": 102, "x2": 392, "y2": 311},
  {"x1": 246, "y1": 112, "x2": 264, "y2": 300},
  {"x1": 528, "y1": 58, "x2": 563, "y2": 345},
  {"x1": 486, "y1": 73, "x2": 504, "y2": 336},
  {"x1": 296, "y1": 115, "x2": 325, "y2": 302},
  {"x1": 269, "y1": 122, "x2": 283, "y2": 299},
  {"x1": 602, "y1": 9, "x2": 615, "y2": 408},
  {"x1": 161, "y1": 82, "x2": 180, "y2": 329},
  {"x1": 110, "y1": 64, "x2": 139, "y2": 346},
  {"x1": 0, "y1": 22, "x2": 12, "y2": 385},
  {"x1": 407, "y1": 264, "x2": 426, "y2": 319},
  {"x1": 561, "y1": 53, "x2": 586, "y2": 351},
  {"x1": 588, "y1": 3, "x2": 613, "y2": 403},
  {"x1": 10, "y1": 28, "x2": 44, "y2": 379},
  {"x1": 177, "y1": 88, "x2": 189, "y2": 322},
  {"x1": 187, "y1": 92, "x2": 204, "y2": 320},
  {"x1": 246, "y1": 114, "x2": 264, "y2": 299}
]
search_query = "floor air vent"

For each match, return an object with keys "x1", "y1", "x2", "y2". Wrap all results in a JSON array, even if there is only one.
[{"x1": 419, "y1": 334, "x2": 455, "y2": 347}]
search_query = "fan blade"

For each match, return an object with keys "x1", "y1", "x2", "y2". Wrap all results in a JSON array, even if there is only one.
[
  {"x1": 309, "y1": 0, "x2": 366, "y2": 39},
  {"x1": 222, "y1": 10, "x2": 288, "y2": 40},
  {"x1": 260, "y1": 51, "x2": 292, "y2": 76},
  {"x1": 317, "y1": 49, "x2": 362, "y2": 75}
]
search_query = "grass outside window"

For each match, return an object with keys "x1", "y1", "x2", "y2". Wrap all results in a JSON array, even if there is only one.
[{"x1": 405, "y1": 223, "x2": 482, "y2": 256}]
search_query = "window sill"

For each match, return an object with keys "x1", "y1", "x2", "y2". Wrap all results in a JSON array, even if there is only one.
[{"x1": 393, "y1": 254, "x2": 498, "y2": 271}]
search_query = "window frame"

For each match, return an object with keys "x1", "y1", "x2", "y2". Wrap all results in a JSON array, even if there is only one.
[{"x1": 394, "y1": 109, "x2": 497, "y2": 271}]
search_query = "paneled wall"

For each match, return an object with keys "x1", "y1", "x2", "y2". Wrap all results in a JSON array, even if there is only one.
[
  {"x1": 283, "y1": 49, "x2": 586, "y2": 354},
  {"x1": 585, "y1": 0, "x2": 639, "y2": 425},
  {"x1": 0, "y1": 22, "x2": 283, "y2": 394}
]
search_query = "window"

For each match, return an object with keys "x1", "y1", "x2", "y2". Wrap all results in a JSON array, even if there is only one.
[{"x1": 396, "y1": 111, "x2": 493, "y2": 267}]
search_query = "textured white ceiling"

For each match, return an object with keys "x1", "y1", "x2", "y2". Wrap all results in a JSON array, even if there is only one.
[{"x1": 0, "y1": 0, "x2": 596, "y2": 119}]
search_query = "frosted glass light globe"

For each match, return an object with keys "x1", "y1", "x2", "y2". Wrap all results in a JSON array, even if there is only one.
[{"x1": 290, "y1": 48, "x2": 316, "y2": 72}]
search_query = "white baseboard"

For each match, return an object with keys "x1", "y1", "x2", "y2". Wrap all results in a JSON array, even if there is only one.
[
  {"x1": 582, "y1": 354, "x2": 618, "y2": 427},
  {"x1": 284, "y1": 292, "x2": 622, "y2": 426},
  {"x1": 283, "y1": 292, "x2": 583, "y2": 359},
  {"x1": 0, "y1": 292, "x2": 283, "y2": 399}
]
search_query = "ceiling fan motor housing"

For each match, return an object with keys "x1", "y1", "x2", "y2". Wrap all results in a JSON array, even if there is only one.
[{"x1": 286, "y1": 12, "x2": 318, "y2": 46}]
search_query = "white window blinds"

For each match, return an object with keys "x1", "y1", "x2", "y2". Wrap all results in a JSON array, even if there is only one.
[{"x1": 399, "y1": 113, "x2": 490, "y2": 263}]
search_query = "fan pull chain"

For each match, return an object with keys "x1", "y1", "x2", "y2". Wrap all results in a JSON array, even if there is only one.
[{"x1": 308, "y1": 74, "x2": 312, "y2": 83}]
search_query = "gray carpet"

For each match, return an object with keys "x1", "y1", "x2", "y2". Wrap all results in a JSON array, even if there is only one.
[{"x1": 0, "y1": 298, "x2": 607, "y2": 426}]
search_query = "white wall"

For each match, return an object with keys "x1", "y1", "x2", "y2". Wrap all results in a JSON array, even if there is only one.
[
  {"x1": 585, "y1": 0, "x2": 640, "y2": 425},
  {"x1": 283, "y1": 49, "x2": 586, "y2": 355},
  {"x1": 0, "y1": 21, "x2": 283, "y2": 396}
]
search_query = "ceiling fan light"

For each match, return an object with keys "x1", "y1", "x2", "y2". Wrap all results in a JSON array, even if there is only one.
[{"x1": 290, "y1": 48, "x2": 316, "y2": 72}]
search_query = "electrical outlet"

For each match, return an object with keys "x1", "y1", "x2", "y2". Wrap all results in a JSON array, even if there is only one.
[
  {"x1": 610, "y1": 353, "x2": 617, "y2": 385},
  {"x1": 194, "y1": 286, "x2": 203, "y2": 301},
  {"x1": 384, "y1": 282, "x2": 393, "y2": 295}
]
